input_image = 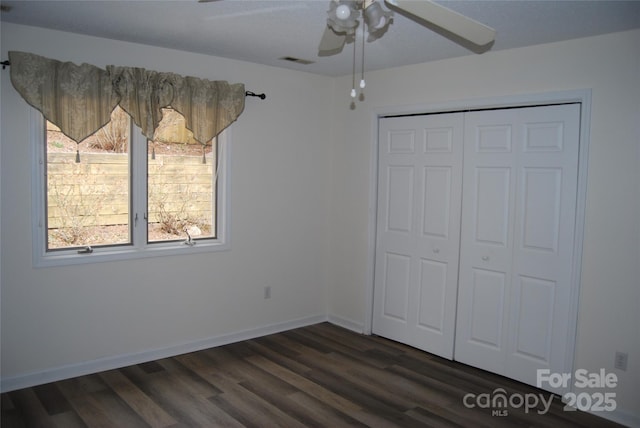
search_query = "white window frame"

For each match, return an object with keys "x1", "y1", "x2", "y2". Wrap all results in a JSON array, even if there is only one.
[{"x1": 31, "y1": 108, "x2": 231, "y2": 268}]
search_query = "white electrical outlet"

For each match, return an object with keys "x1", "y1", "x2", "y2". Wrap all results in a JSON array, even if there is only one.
[
  {"x1": 264, "y1": 285, "x2": 271, "y2": 299},
  {"x1": 614, "y1": 351, "x2": 628, "y2": 371}
]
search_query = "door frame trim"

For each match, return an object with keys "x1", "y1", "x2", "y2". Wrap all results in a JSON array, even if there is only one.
[{"x1": 365, "y1": 89, "x2": 591, "y2": 376}]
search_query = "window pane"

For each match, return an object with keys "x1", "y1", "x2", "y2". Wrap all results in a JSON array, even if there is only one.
[
  {"x1": 46, "y1": 106, "x2": 131, "y2": 250},
  {"x1": 147, "y1": 108, "x2": 217, "y2": 243}
]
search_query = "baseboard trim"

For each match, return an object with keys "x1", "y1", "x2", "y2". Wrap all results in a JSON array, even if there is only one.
[
  {"x1": 326, "y1": 314, "x2": 364, "y2": 334},
  {"x1": 1, "y1": 314, "x2": 327, "y2": 393}
]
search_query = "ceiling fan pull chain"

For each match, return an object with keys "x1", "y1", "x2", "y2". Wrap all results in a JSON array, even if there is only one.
[
  {"x1": 350, "y1": 26, "x2": 357, "y2": 98},
  {"x1": 360, "y1": 16, "x2": 366, "y2": 91}
]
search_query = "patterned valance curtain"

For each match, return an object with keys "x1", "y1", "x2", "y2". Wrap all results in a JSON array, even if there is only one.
[{"x1": 8, "y1": 51, "x2": 245, "y2": 145}]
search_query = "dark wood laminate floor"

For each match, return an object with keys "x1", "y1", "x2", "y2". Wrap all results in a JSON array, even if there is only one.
[{"x1": 1, "y1": 322, "x2": 624, "y2": 427}]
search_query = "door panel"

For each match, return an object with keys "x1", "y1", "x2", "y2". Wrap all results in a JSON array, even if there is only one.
[
  {"x1": 417, "y1": 258, "x2": 448, "y2": 332},
  {"x1": 469, "y1": 268, "x2": 506, "y2": 349},
  {"x1": 386, "y1": 166, "x2": 414, "y2": 233},
  {"x1": 476, "y1": 124, "x2": 512, "y2": 153},
  {"x1": 512, "y1": 275, "x2": 556, "y2": 363},
  {"x1": 422, "y1": 167, "x2": 452, "y2": 238},
  {"x1": 506, "y1": 104, "x2": 580, "y2": 391},
  {"x1": 474, "y1": 167, "x2": 511, "y2": 246},
  {"x1": 455, "y1": 110, "x2": 518, "y2": 374},
  {"x1": 455, "y1": 104, "x2": 580, "y2": 394},
  {"x1": 373, "y1": 113, "x2": 463, "y2": 359},
  {"x1": 520, "y1": 167, "x2": 562, "y2": 253},
  {"x1": 382, "y1": 252, "x2": 411, "y2": 322}
]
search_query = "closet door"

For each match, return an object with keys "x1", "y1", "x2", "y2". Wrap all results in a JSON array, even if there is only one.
[
  {"x1": 454, "y1": 104, "x2": 580, "y2": 394},
  {"x1": 373, "y1": 113, "x2": 463, "y2": 359}
]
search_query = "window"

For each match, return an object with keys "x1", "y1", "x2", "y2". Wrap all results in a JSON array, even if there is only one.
[
  {"x1": 46, "y1": 106, "x2": 132, "y2": 250},
  {"x1": 33, "y1": 107, "x2": 230, "y2": 267},
  {"x1": 147, "y1": 108, "x2": 218, "y2": 244}
]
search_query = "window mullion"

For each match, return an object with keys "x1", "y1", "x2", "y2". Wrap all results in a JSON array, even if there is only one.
[{"x1": 131, "y1": 128, "x2": 148, "y2": 248}]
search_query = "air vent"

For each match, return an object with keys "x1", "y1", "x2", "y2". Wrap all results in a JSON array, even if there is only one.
[{"x1": 279, "y1": 56, "x2": 315, "y2": 65}]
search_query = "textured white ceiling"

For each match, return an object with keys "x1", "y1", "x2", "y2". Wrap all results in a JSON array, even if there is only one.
[{"x1": 2, "y1": 0, "x2": 640, "y2": 76}]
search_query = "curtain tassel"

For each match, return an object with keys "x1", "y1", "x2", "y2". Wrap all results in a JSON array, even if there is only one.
[
  {"x1": 75, "y1": 148, "x2": 81, "y2": 163},
  {"x1": 202, "y1": 146, "x2": 206, "y2": 164}
]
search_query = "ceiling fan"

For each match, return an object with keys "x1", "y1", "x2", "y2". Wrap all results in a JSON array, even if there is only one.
[{"x1": 319, "y1": 0, "x2": 496, "y2": 55}]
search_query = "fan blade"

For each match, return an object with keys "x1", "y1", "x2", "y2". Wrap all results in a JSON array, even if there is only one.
[
  {"x1": 318, "y1": 26, "x2": 347, "y2": 56},
  {"x1": 385, "y1": 0, "x2": 495, "y2": 47}
]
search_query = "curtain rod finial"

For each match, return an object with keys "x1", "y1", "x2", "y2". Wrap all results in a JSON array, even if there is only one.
[{"x1": 245, "y1": 90, "x2": 266, "y2": 100}]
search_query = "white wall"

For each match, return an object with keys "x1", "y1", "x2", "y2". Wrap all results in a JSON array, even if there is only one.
[
  {"x1": 327, "y1": 29, "x2": 640, "y2": 425},
  {"x1": 1, "y1": 23, "x2": 333, "y2": 383}
]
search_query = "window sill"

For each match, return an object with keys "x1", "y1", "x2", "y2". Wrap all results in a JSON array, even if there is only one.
[{"x1": 33, "y1": 240, "x2": 231, "y2": 268}]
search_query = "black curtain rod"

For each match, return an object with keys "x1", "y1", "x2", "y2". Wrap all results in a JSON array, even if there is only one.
[
  {"x1": 1, "y1": 60, "x2": 265, "y2": 99},
  {"x1": 245, "y1": 91, "x2": 266, "y2": 100}
]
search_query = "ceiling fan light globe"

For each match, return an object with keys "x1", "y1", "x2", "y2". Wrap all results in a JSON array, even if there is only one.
[
  {"x1": 364, "y1": 2, "x2": 393, "y2": 33},
  {"x1": 327, "y1": 0, "x2": 359, "y2": 32},
  {"x1": 335, "y1": 4, "x2": 351, "y2": 20}
]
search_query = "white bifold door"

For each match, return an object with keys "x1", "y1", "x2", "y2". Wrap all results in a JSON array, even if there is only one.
[
  {"x1": 373, "y1": 104, "x2": 581, "y2": 394},
  {"x1": 373, "y1": 113, "x2": 464, "y2": 359}
]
